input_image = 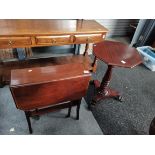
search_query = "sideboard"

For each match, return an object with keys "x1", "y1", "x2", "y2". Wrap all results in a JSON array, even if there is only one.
[{"x1": 0, "y1": 19, "x2": 108, "y2": 86}]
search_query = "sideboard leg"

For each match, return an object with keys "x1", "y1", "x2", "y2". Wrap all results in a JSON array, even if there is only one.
[
  {"x1": 66, "y1": 105, "x2": 72, "y2": 118},
  {"x1": 25, "y1": 111, "x2": 33, "y2": 134},
  {"x1": 76, "y1": 99, "x2": 81, "y2": 120},
  {"x1": 74, "y1": 44, "x2": 81, "y2": 55},
  {"x1": 83, "y1": 43, "x2": 89, "y2": 56},
  {"x1": 92, "y1": 56, "x2": 98, "y2": 72}
]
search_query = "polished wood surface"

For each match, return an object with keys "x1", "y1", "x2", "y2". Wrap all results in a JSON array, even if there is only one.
[
  {"x1": 92, "y1": 41, "x2": 142, "y2": 104},
  {"x1": 93, "y1": 40, "x2": 142, "y2": 68},
  {"x1": 35, "y1": 35, "x2": 71, "y2": 45},
  {"x1": 0, "y1": 19, "x2": 108, "y2": 48},
  {"x1": 0, "y1": 37, "x2": 32, "y2": 48},
  {"x1": 0, "y1": 20, "x2": 108, "y2": 36},
  {"x1": 10, "y1": 63, "x2": 91, "y2": 133},
  {"x1": 10, "y1": 63, "x2": 91, "y2": 110},
  {"x1": 1, "y1": 54, "x2": 92, "y2": 84},
  {"x1": 11, "y1": 63, "x2": 90, "y2": 86},
  {"x1": 0, "y1": 20, "x2": 108, "y2": 86},
  {"x1": 92, "y1": 65, "x2": 121, "y2": 103}
]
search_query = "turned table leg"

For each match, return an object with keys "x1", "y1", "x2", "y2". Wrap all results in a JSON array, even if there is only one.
[
  {"x1": 76, "y1": 99, "x2": 81, "y2": 120},
  {"x1": 25, "y1": 111, "x2": 33, "y2": 134},
  {"x1": 92, "y1": 65, "x2": 122, "y2": 104},
  {"x1": 65, "y1": 99, "x2": 81, "y2": 120},
  {"x1": 66, "y1": 104, "x2": 72, "y2": 118},
  {"x1": 99, "y1": 65, "x2": 113, "y2": 94}
]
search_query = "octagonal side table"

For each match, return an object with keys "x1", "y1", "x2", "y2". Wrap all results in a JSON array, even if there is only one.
[{"x1": 92, "y1": 40, "x2": 142, "y2": 104}]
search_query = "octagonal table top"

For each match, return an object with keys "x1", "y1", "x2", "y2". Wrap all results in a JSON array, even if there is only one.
[{"x1": 93, "y1": 40, "x2": 142, "y2": 68}]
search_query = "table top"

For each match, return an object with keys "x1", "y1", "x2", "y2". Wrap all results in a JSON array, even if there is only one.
[
  {"x1": 0, "y1": 19, "x2": 108, "y2": 36},
  {"x1": 11, "y1": 63, "x2": 91, "y2": 86},
  {"x1": 0, "y1": 19, "x2": 108, "y2": 49},
  {"x1": 93, "y1": 40, "x2": 142, "y2": 68}
]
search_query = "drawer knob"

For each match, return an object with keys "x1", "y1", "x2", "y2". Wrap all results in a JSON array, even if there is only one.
[
  {"x1": 87, "y1": 37, "x2": 92, "y2": 42},
  {"x1": 8, "y1": 40, "x2": 13, "y2": 45},
  {"x1": 52, "y1": 39, "x2": 56, "y2": 43}
]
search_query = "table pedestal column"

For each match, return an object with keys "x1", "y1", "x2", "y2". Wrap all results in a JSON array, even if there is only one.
[{"x1": 92, "y1": 65, "x2": 123, "y2": 104}]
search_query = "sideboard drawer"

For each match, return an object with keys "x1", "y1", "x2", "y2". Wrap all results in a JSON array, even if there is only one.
[
  {"x1": 36, "y1": 35, "x2": 71, "y2": 45},
  {"x1": 74, "y1": 33, "x2": 105, "y2": 44},
  {"x1": 0, "y1": 37, "x2": 32, "y2": 48}
]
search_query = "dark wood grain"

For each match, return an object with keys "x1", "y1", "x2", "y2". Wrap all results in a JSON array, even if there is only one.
[
  {"x1": 0, "y1": 54, "x2": 92, "y2": 85},
  {"x1": 10, "y1": 63, "x2": 91, "y2": 133},
  {"x1": 92, "y1": 40, "x2": 142, "y2": 104},
  {"x1": 93, "y1": 40, "x2": 142, "y2": 68},
  {"x1": 11, "y1": 63, "x2": 89, "y2": 86},
  {"x1": 0, "y1": 20, "x2": 108, "y2": 86},
  {"x1": 10, "y1": 63, "x2": 91, "y2": 110}
]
